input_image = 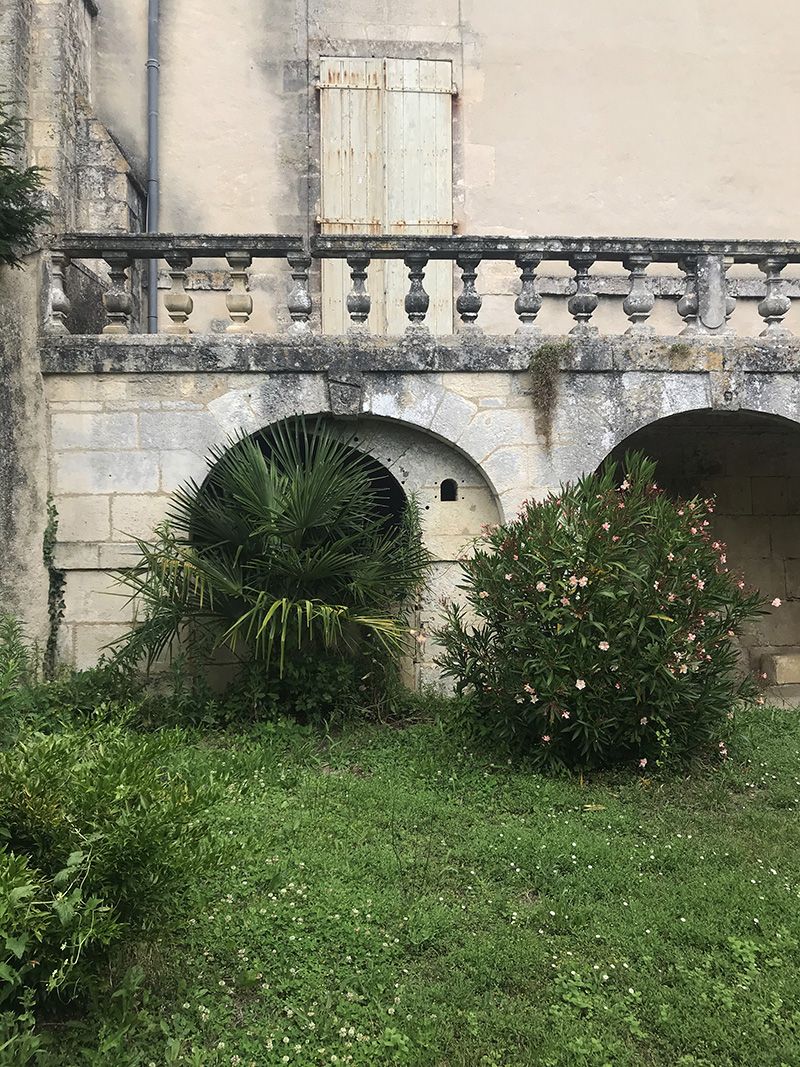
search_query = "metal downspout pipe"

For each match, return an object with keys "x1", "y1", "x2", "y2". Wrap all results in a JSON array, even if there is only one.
[{"x1": 146, "y1": 0, "x2": 159, "y2": 332}]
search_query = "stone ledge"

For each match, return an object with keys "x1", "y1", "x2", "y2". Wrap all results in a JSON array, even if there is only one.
[{"x1": 39, "y1": 333, "x2": 800, "y2": 377}]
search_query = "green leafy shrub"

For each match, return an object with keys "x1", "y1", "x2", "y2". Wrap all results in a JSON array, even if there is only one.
[
  {"x1": 0, "y1": 99, "x2": 50, "y2": 267},
  {"x1": 114, "y1": 416, "x2": 430, "y2": 690},
  {"x1": 0, "y1": 616, "x2": 35, "y2": 748},
  {"x1": 436, "y1": 453, "x2": 765, "y2": 770},
  {"x1": 0, "y1": 720, "x2": 223, "y2": 1000}
]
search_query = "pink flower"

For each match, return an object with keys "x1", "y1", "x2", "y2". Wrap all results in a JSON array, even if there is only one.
[
  {"x1": 727, "y1": 711, "x2": 734, "y2": 719},
  {"x1": 667, "y1": 552, "x2": 674, "y2": 561},
  {"x1": 720, "y1": 748, "x2": 728, "y2": 756},
  {"x1": 687, "y1": 633, "x2": 696, "y2": 642},
  {"x1": 536, "y1": 581, "x2": 547, "y2": 592},
  {"x1": 620, "y1": 480, "x2": 630, "y2": 490},
  {"x1": 568, "y1": 575, "x2": 578, "y2": 587},
  {"x1": 575, "y1": 679, "x2": 586, "y2": 690},
  {"x1": 578, "y1": 576, "x2": 588, "y2": 587},
  {"x1": 561, "y1": 711, "x2": 570, "y2": 719},
  {"x1": 640, "y1": 716, "x2": 648, "y2": 725},
  {"x1": 505, "y1": 573, "x2": 513, "y2": 580},
  {"x1": 678, "y1": 509, "x2": 684, "y2": 516},
  {"x1": 478, "y1": 591, "x2": 489, "y2": 598},
  {"x1": 720, "y1": 554, "x2": 726, "y2": 563},
  {"x1": 513, "y1": 554, "x2": 518, "y2": 561},
  {"x1": 560, "y1": 597, "x2": 570, "y2": 606},
  {"x1": 598, "y1": 640, "x2": 610, "y2": 651},
  {"x1": 524, "y1": 683, "x2": 536, "y2": 694},
  {"x1": 772, "y1": 597, "x2": 782, "y2": 607},
  {"x1": 638, "y1": 758, "x2": 647, "y2": 768},
  {"x1": 542, "y1": 735, "x2": 551, "y2": 743},
  {"x1": 697, "y1": 580, "x2": 705, "y2": 590},
  {"x1": 602, "y1": 522, "x2": 610, "y2": 531},
  {"x1": 612, "y1": 536, "x2": 620, "y2": 542}
]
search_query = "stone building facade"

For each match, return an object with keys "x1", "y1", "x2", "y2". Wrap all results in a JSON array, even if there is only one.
[{"x1": 4, "y1": 0, "x2": 800, "y2": 691}]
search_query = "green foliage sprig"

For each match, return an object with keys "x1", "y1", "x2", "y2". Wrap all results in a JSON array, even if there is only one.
[
  {"x1": 0, "y1": 99, "x2": 49, "y2": 267},
  {"x1": 436, "y1": 452, "x2": 766, "y2": 770}
]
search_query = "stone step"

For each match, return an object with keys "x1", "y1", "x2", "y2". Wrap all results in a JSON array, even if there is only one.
[
  {"x1": 762, "y1": 684, "x2": 800, "y2": 708},
  {"x1": 760, "y1": 650, "x2": 800, "y2": 687}
]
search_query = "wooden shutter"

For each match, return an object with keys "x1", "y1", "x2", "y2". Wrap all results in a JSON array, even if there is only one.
[{"x1": 320, "y1": 57, "x2": 454, "y2": 335}]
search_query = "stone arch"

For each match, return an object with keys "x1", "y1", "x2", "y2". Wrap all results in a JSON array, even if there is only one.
[
  {"x1": 551, "y1": 370, "x2": 800, "y2": 489},
  {"x1": 204, "y1": 373, "x2": 521, "y2": 514},
  {"x1": 600, "y1": 408, "x2": 800, "y2": 689},
  {"x1": 227, "y1": 409, "x2": 502, "y2": 689}
]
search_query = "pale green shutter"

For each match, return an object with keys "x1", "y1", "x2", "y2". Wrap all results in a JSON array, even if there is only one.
[{"x1": 320, "y1": 57, "x2": 454, "y2": 335}]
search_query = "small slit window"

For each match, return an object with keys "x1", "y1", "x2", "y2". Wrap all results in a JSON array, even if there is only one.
[{"x1": 440, "y1": 478, "x2": 458, "y2": 501}]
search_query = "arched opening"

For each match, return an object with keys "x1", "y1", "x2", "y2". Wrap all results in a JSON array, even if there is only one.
[
  {"x1": 601, "y1": 409, "x2": 800, "y2": 683},
  {"x1": 196, "y1": 416, "x2": 408, "y2": 540},
  {"x1": 440, "y1": 478, "x2": 458, "y2": 502}
]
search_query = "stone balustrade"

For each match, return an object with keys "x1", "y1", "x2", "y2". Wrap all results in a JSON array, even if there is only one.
[{"x1": 47, "y1": 233, "x2": 800, "y2": 339}]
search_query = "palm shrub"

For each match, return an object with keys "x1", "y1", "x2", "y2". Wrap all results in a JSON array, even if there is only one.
[
  {"x1": 115, "y1": 417, "x2": 430, "y2": 679},
  {"x1": 436, "y1": 453, "x2": 765, "y2": 770}
]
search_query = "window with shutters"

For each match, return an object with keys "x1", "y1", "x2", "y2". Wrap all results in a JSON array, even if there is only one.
[{"x1": 319, "y1": 57, "x2": 454, "y2": 335}]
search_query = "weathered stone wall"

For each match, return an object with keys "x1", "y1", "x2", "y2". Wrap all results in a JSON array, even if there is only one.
[
  {"x1": 39, "y1": 333, "x2": 800, "y2": 675},
  {"x1": 0, "y1": 257, "x2": 49, "y2": 642}
]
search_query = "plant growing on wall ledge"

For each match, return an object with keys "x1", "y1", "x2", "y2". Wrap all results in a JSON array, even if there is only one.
[
  {"x1": 528, "y1": 340, "x2": 571, "y2": 447},
  {"x1": 114, "y1": 417, "x2": 430, "y2": 676},
  {"x1": 436, "y1": 452, "x2": 766, "y2": 770},
  {"x1": 0, "y1": 98, "x2": 50, "y2": 267}
]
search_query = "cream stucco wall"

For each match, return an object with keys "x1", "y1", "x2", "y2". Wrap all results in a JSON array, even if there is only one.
[{"x1": 92, "y1": 1, "x2": 800, "y2": 241}]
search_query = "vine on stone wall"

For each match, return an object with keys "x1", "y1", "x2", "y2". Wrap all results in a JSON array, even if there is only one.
[
  {"x1": 528, "y1": 340, "x2": 572, "y2": 447},
  {"x1": 42, "y1": 496, "x2": 65, "y2": 679}
]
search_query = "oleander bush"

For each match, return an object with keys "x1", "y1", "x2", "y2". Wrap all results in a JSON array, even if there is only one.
[{"x1": 436, "y1": 453, "x2": 766, "y2": 770}]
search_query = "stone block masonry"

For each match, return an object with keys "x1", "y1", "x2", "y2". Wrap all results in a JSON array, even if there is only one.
[{"x1": 39, "y1": 331, "x2": 800, "y2": 676}]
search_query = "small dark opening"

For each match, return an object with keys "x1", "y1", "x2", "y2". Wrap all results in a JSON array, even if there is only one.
[{"x1": 440, "y1": 478, "x2": 458, "y2": 502}]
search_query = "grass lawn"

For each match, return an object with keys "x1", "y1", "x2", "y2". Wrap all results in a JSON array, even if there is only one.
[{"x1": 42, "y1": 705, "x2": 800, "y2": 1067}]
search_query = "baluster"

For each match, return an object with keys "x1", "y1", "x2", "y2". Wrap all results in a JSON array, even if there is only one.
[
  {"x1": 163, "y1": 255, "x2": 193, "y2": 334},
  {"x1": 723, "y1": 257, "x2": 736, "y2": 334},
  {"x1": 622, "y1": 254, "x2": 654, "y2": 336},
  {"x1": 758, "y1": 256, "x2": 792, "y2": 337},
  {"x1": 225, "y1": 251, "x2": 253, "y2": 334},
  {"x1": 287, "y1": 251, "x2": 312, "y2": 334},
  {"x1": 456, "y1": 254, "x2": 482, "y2": 329},
  {"x1": 346, "y1": 253, "x2": 371, "y2": 330},
  {"x1": 404, "y1": 253, "x2": 430, "y2": 328},
  {"x1": 514, "y1": 254, "x2": 542, "y2": 333},
  {"x1": 102, "y1": 252, "x2": 132, "y2": 335},
  {"x1": 677, "y1": 256, "x2": 699, "y2": 335},
  {"x1": 696, "y1": 253, "x2": 727, "y2": 334},
  {"x1": 47, "y1": 251, "x2": 71, "y2": 334},
  {"x1": 567, "y1": 253, "x2": 598, "y2": 334}
]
